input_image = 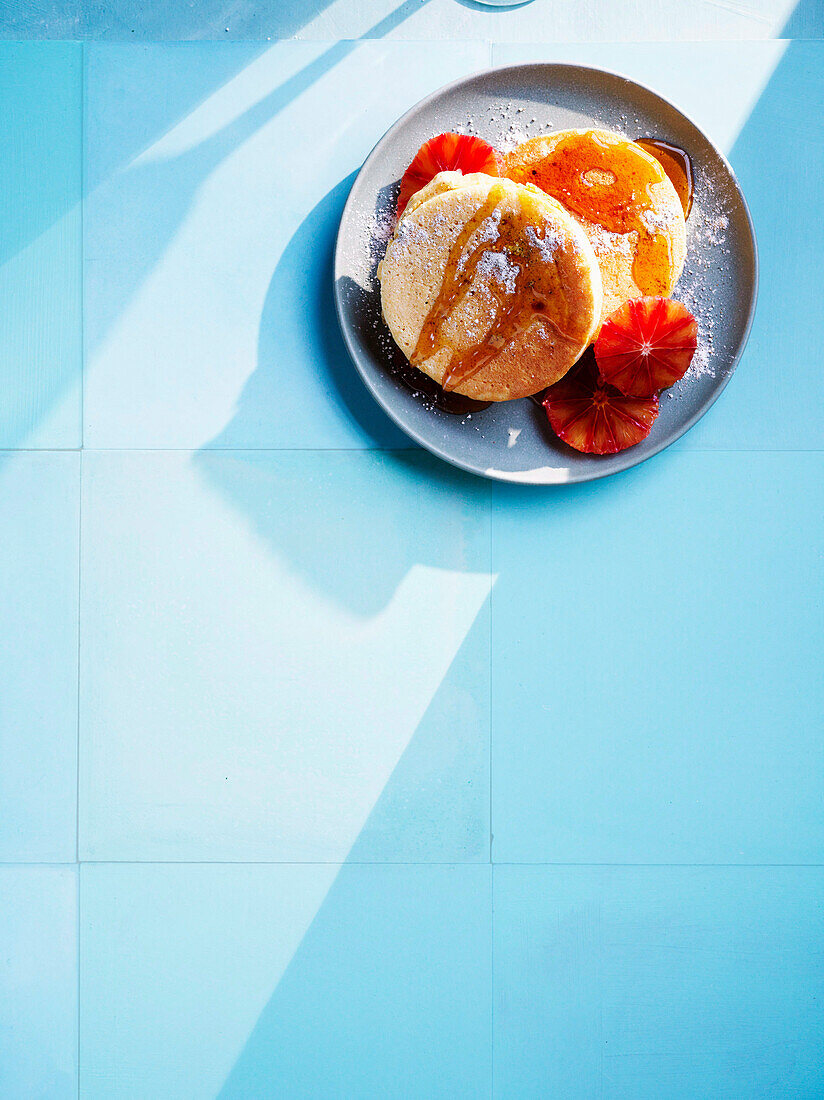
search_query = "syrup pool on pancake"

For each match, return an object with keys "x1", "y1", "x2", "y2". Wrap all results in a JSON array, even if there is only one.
[
  {"x1": 504, "y1": 128, "x2": 688, "y2": 325},
  {"x1": 635, "y1": 138, "x2": 694, "y2": 217}
]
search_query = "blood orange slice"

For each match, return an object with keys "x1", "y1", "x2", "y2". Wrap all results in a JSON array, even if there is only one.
[
  {"x1": 542, "y1": 352, "x2": 659, "y2": 455},
  {"x1": 397, "y1": 133, "x2": 502, "y2": 216},
  {"x1": 594, "y1": 296, "x2": 698, "y2": 397}
]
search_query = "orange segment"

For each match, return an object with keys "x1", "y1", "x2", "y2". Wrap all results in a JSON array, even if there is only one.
[
  {"x1": 594, "y1": 297, "x2": 698, "y2": 397},
  {"x1": 397, "y1": 133, "x2": 502, "y2": 216},
  {"x1": 542, "y1": 351, "x2": 659, "y2": 454}
]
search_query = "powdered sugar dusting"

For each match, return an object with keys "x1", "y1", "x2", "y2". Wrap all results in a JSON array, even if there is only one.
[
  {"x1": 640, "y1": 205, "x2": 677, "y2": 233},
  {"x1": 473, "y1": 207, "x2": 503, "y2": 245},
  {"x1": 372, "y1": 202, "x2": 395, "y2": 247},
  {"x1": 345, "y1": 180, "x2": 400, "y2": 292},
  {"x1": 705, "y1": 213, "x2": 729, "y2": 245},
  {"x1": 675, "y1": 170, "x2": 734, "y2": 382},
  {"x1": 687, "y1": 339, "x2": 714, "y2": 379},
  {"x1": 476, "y1": 250, "x2": 518, "y2": 294},
  {"x1": 499, "y1": 126, "x2": 530, "y2": 153},
  {"x1": 589, "y1": 225, "x2": 633, "y2": 259},
  {"x1": 392, "y1": 214, "x2": 428, "y2": 248},
  {"x1": 524, "y1": 224, "x2": 561, "y2": 263}
]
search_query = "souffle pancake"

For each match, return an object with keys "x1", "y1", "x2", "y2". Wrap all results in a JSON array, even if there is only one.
[
  {"x1": 505, "y1": 129, "x2": 687, "y2": 324},
  {"x1": 378, "y1": 173, "x2": 603, "y2": 401}
]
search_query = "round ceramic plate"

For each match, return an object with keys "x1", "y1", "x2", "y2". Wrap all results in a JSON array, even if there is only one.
[{"x1": 334, "y1": 63, "x2": 757, "y2": 484}]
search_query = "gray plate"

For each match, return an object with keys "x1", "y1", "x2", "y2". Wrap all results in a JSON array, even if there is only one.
[{"x1": 334, "y1": 63, "x2": 757, "y2": 484}]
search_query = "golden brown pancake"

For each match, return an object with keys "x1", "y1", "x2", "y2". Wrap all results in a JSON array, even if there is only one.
[
  {"x1": 505, "y1": 129, "x2": 686, "y2": 324},
  {"x1": 378, "y1": 173, "x2": 603, "y2": 401}
]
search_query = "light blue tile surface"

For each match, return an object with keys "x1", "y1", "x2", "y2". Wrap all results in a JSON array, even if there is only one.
[
  {"x1": 0, "y1": 452, "x2": 79, "y2": 862},
  {"x1": 0, "y1": 866, "x2": 77, "y2": 1099},
  {"x1": 494, "y1": 865, "x2": 824, "y2": 1098},
  {"x1": 493, "y1": 41, "x2": 824, "y2": 451},
  {"x1": 3, "y1": 0, "x2": 822, "y2": 41},
  {"x1": 80, "y1": 449, "x2": 492, "y2": 861},
  {"x1": 83, "y1": 40, "x2": 489, "y2": 449},
  {"x1": 0, "y1": 43, "x2": 82, "y2": 448},
  {"x1": 81, "y1": 862, "x2": 491, "y2": 1099},
  {"x1": 490, "y1": 451, "x2": 824, "y2": 864}
]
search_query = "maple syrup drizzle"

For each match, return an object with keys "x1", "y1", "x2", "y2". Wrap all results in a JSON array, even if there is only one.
[
  {"x1": 410, "y1": 183, "x2": 582, "y2": 394},
  {"x1": 636, "y1": 138, "x2": 694, "y2": 218}
]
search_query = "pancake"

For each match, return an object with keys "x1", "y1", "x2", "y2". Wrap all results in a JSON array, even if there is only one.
[
  {"x1": 378, "y1": 173, "x2": 603, "y2": 401},
  {"x1": 504, "y1": 129, "x2": 687, "y2": 324},
  {"x1": 401, "y1": 169, "x2": 468, "y2": 216}
]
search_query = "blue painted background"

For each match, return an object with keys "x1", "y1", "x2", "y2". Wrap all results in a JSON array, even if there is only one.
[{"x1": 0, "y1": 1, "x2": 822, "y2": 1096}]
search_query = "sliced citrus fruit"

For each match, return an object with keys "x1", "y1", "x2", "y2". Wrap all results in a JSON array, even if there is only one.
[
  {"x1": 542, "y1": 351, "x2": 659, "y2": 455},
  {"x1": 397, "y1": 133, "x2": 502, "y2": 216},
  {"x1": 594, "y1": 296, "x2": 698, "y2": 397}
]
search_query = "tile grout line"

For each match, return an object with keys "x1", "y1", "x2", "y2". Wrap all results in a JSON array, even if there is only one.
[
  {"x1": 75, "y1": 40, "x2": 85, "y2": 869},
  {"x1": 38, "y1": 861, "x2": 824, "y2": 868},
  {"x1": 490, "y1": 861, "x2": 495, "y2": 1100},
  {"x1": 10, "y1": 446, "x2": 824, "y2": 454},
  {"x1": 68, "y1": 859, "x2": 499, "y2": 867},
  {"x1": 488, "y1": 487, "x2": 493, "y2": 868},
  {"x1": 488, "y1": 862, "x2": 824, "y2": 868},
  {"x1": 488, "y1": 453, "x2": 494, "y2": 1096},
  {"x1": 79, "y1": 35, "x2": 85, "y2": 457},
  {"x1": 74, "y1": 447, "x2": 82, "y2": 1100},
  {"x1": 3, "y1": 860, "x2": 824, "y2": 868},
  {"x1": 76, "y1": 41, "x2": 85, "y2": 1100}
]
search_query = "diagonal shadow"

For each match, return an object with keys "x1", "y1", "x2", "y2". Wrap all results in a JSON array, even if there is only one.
[
  {"x1": 85, "y1": 41, "x2": 364, "y2": 358},
  {"x1": 2, "y1": 45, "x2": 270, "y2": 269},
  {"x1": 218, "y1": 607, "x2": 493, "y2": 1100},
  {"x1": 88, "y1": 0, "x2": 432, "y2": 359},
  {"x1": 83, "y1": 0, "x2": 349, "y2": 40},
  {"x1": 197, "y1": 173, "x2": 404, "y2": 441},
  {"x1": 0, "y1": 0, "x2": 350, "y2": 42},
  {"x1": 197, "y1": 173, "x2": 490, "y2": 617},
  {"x1": 0, "y1": 44, "x2": 261, "y2": 452},
  {"x1": 714, "y1": 31, "x2": 823, "y2": 445},
  {"x1": 780, "y1": 0, "x2": 824, "y2": 36},
  {"x1": 2, "y1": 0, "x2": 431, "y2": 453}
]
